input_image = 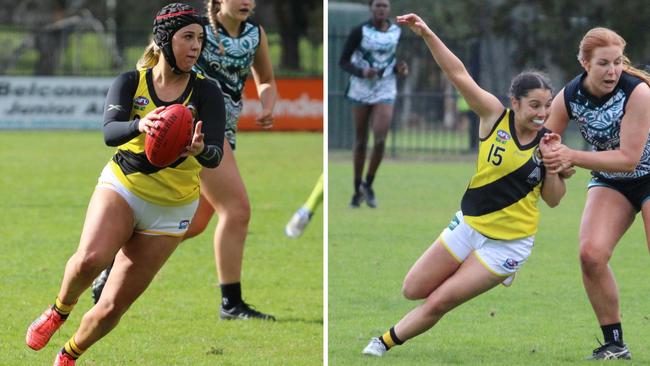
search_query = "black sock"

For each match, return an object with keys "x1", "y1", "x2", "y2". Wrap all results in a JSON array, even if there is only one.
[
  {"x1": 601, "y1": 323, "x2": 623, "y2": 345},
  {"x1": 354, "y1": 178, "x2": 362, "y2": 194},
  {"x1": 365, "y1": 174, "x2": 375, "y2": 187},
  {"x1": 220, "y1": 282, "x2": 242, "y2": 309}
]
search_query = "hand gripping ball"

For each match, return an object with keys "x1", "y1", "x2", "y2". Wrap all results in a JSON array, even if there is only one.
[{"x1": 145, "y1": 104, "x2": 194, "y2": 168}]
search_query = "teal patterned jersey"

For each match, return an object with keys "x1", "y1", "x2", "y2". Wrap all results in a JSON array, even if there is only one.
[
  {"x1": 564, "y1": 71, "x2": 650, "y2": 179},
  {"x1": 341, "y1": 21, "x2": 401, "y2": 104},
  {"x1": 195, "y1": 21, "x2": 260, "y2": 147}
]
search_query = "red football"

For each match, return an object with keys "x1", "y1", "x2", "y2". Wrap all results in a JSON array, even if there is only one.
[{"x1": 145, "y1": 104, "x2": 194, "y2": 168}]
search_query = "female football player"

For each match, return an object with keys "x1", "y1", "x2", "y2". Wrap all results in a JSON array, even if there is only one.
[
  {"x1": 361, "y1": 13, "x2": 566, "y2": 358},
  {"x1": 542, "y1": 27, "x2": 650, "y2": 360},
  {"x1": 25, "y1": 4, "x2": 226, "y2": 365},
  {"x1": 92, "y1": 0, "x2": 278, "y2": 321},
  {"x1": 339, "y1": 0, "x2": 408, "y2": 208}
]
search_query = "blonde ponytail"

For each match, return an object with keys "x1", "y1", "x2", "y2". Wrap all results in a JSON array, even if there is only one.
[
  {"x1": 205, "y1": 0, "x2": 225, "y2": 55},
  {"x1": 136, "y1": 41, "x2": 160, "y2": 70}
]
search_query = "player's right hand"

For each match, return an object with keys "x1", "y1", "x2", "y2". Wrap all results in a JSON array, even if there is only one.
[
  {"x1": 139, "y1": 106, "x2": 166, "y2": 135},
  {"x1": 363, "y1": 68, "x2": 379, "y2": 79}
]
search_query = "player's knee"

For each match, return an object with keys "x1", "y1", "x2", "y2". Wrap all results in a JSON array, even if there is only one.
[
  {"x1": 93, "y1": 300, "x2": 129, "y2": 327},
  {"x1": 73, "y1": 252, "x2": 111, "y2": 278},
  {"x1": 401, "y1": 282, "x2": 424, "y2": 300},
  {"x1": 221, "y1": 198, "x2": 251, "y2": 228},
  {"x1": 373, "y1": 139, "x2": 386, "y2": 152},
  {"x1": 579, "y1": 241, "x2": 611, "y2": 270},
  {"x1": 423, "y1": 297, "x2": 453, "y2": 317},
  {"x1": 354, "y1": 138, "x2": 368, "y2": 151}
]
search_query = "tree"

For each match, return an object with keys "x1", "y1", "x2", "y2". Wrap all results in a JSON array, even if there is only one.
[{"x1": 273, "y1": 0, "x2": 321, "y2": 71}]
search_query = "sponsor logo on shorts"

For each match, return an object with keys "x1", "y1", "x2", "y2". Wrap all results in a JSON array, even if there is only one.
[
  {"x1": 179, "y1": 220, "x2": 190, "y2": 230},
  {"x1": 502, "y1": 258, "x2": 519, "y2": 270},
  {"x1": 496, "y1": 130, "x2": 511, "y2": 144}
]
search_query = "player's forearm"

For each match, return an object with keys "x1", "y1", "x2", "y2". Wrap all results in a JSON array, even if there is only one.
[
  {"x1": 102, "y1": 119, "x2": 141, "y2": 146},
  {"x1": 570, "y1": 149, "x2": 639, "y2": 173},
  {"x1": 421, "y1": 31, "x2": 467, "y2": 82},
  {"x1": 257, "y1": 81, "x2": 277, "y2": 112},
  {"x1": 541, "y1": 173, "x2": 566, "y2": 208}
]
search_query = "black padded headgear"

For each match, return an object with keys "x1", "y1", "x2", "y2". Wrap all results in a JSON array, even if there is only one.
[{"x1": 153, "y1": 3, "x2": 206, "y2": 74}]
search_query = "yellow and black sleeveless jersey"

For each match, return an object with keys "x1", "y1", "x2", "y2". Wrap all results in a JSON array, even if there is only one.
[
  {"x1": 102, "y1": 68, "x2": 225, "y2": 206},
  {"x1": 460, "y1": 109, "x2": 547, "y2": 240}
]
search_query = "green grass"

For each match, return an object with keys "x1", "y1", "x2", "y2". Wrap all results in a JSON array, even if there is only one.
[
  {"x1": 1, "y1": 131, "x2": 323, "y2": 365},
  {"x1": 328, "y1": 158, "x2": 650, "y2": 365}
]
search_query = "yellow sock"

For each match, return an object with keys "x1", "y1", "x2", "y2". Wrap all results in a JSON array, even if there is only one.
[
  {"x1": 380, "y1": 326, "x2": 404, "y2": 349},
  {"x1": 304, "y1": 174, "x2": 323, "y2": 213},
  {"x1": 54, "y1": 297, "x2": 75, "y2": 316},
  {"x1": 63, "y1": 334, "x2": 86, "y2": 359}
]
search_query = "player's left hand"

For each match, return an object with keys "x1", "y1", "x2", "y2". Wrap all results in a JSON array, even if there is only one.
[
  {"x1": 396, "y1": 61, "x2": 409, "y2": 76},
  {"x1": 256, "y1": 109, "x2": 274, "y2": 129},
  {"x1": 182, "y1": 120, "x2": 205, "y2": 156}
]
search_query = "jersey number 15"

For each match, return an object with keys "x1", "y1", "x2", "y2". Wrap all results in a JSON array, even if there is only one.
[{"x1": 487, "y1": 144, "x2": 505, "y2": 166}]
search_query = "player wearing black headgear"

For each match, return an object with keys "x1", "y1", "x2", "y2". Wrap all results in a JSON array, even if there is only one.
[
  {"x1": 25, "y1": 3, "x2": 226, "y2": 365},
  {"x1": 153, "y1": 2, "x2": 207, "y2": 74}
]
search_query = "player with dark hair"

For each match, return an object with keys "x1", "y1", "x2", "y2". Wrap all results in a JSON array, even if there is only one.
[
  {"x1": 361, "y1": 13, "x2": 567, "y2": 358},
  {"x1": 339, "y1": 0, "x2": 408, "y2": 208},
  {"x1": 25, "y1": 4, "x2": 225, "y2": 365},
  {"x1": 542, "y1": 27, "x2": 650, "y2": 360}
]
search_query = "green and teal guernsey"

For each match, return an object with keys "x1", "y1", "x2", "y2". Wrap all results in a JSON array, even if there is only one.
[
  {"x1": 102, "y1": 68, "x2": 225, "y2": 206},
  {"x1": 339, "y1": 20, "x2": 401, "y2": 104},
  {"x1": 461, "y1": 109, "x2": 548, "y2": 240},
  {"x1": 564, "y1": 71, "x2": 650, "y2": 180},
  {"x1": 194, "y1": 20, "x2": 260, "y2": 147}
]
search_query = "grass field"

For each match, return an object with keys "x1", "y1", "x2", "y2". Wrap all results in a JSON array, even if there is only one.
[
  {"x1": 1, "y1": 131, "x2": 323, "y2": 366},
  {"x1": 328, "y1": 157, "x2": 650, "y2": 365}
]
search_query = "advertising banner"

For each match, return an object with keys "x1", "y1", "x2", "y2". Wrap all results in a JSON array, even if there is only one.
[{"x1": 0, "y1": 76, "x2": 323, "y2": 131}]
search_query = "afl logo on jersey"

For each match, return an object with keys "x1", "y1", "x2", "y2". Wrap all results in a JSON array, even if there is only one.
[
  {"x1": 496, "y1": 130, "x2": 511, "y2": 144},
  {"x1": 134, "y1": 96, "x2": 149, "y2": 111}
]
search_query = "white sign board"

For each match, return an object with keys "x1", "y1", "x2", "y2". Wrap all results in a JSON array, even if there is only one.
[{"x1": 0, "y1": 76, "x2": 112, "y2": 129}]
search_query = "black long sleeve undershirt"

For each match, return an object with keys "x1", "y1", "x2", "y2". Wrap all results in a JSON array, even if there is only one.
[
  {"x1": 102, "y1": 70, "x2": 225, "y2": 168},
  {"x1": 339, "y1": 24, "x2": 364, "y2": 78}
]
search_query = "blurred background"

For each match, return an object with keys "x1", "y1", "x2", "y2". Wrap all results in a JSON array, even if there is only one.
[
  {"x1": 329, "y1": 0, "x2": 650, "y2": 158},
  {"x1": 0, "y1": 0, "x2": 323, "y2": 130},
  {"x1": 0, "y1": 0, "x2": 322, "y2": 76}
]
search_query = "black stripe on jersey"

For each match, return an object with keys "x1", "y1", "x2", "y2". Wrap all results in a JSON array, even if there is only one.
[
  {"x1": 461, "y1": 157, "x2": 542, "y2": 216},
  {"x1": 113, "y1": 150, "x2": 187, "y2": 175}
]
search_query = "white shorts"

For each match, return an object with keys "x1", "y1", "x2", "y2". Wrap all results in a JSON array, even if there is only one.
[
  {"x1": 440, "y1": 211, "x2": 534, "y2": 286},
  {"x1": 96, "y1": 165, "x2": 199, "y2": 237}
]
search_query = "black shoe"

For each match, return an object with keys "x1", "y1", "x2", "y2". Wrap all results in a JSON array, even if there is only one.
[
  {"x1": 91, "y1": 264, "x2": 113, "y2": 304},
  {"x1": 587, "y1": 340, "x2": 631, "y2": 360},
  {"x1": 350, "y1": 192, "x2": 363, "y2": 208},
  {"x1": 220, "y1": 302, "x2": 276, "y2": 321},
  {"x1": 360, "y1": 182, "x2": 376, "y2": 208}
]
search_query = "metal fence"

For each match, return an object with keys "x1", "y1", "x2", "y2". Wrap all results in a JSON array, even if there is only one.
[{"x1": 328, "y1": 29, "x2": 587, "y2": 158}]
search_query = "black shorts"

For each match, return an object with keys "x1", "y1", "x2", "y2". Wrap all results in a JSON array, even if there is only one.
[{"x1": 588, "y1": 174, "x2": 650, "y2": 212}]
